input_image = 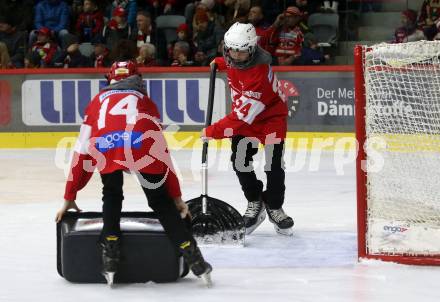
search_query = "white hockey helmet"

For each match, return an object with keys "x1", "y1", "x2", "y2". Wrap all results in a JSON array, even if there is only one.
[{"x1": 223, "y1": 22, "x2": 258, "y2": 67}]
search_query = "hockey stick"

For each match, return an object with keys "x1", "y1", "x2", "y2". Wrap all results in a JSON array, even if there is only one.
[{"x1": 186, "y1": 63, "x2": 245, "y2": 246}]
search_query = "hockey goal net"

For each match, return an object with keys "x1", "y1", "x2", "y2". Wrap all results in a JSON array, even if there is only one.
[{"x1": 354, "y1": 41, "x2": 440, "y2": 265}]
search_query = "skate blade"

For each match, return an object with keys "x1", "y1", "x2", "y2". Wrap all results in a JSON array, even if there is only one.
[
  {"x1": 103, "y1": 272, "x2": 115, "y2": 287},
  {"x1": 274, "y1": 226, "x2": 293, "y2": 236},
  {"x1": 245, "y1": 210, "x2": 266, "y2": 235},
  {"x1": 200, "y1": 272, "x2": 213, "y2": 288}
]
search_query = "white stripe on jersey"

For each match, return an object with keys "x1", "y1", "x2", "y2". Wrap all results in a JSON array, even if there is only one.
[{"x1": 74, "y1": 124, "x2": 92, "y2": 154}]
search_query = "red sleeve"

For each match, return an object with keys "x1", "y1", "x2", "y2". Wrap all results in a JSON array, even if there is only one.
[
  {"x1": 161, "y1": 126, "x2": 182, "y2": 197},
  {"x1": 205, "y1": 115, "x2": 246, "y2": 139},
  {"x1": 213, "y1": 56, "x2": 227, "y2": 71},
  {"x1": 64, "y1": 153, "x2": 94, "y2": 201},
  {"x1": 64, "y1": 124, "x2": 95, "y2": 201},
  {"x1": 165, "y1": 169, "x2": 181, "y2": 198},
  {"x1": 63, "y1": 100, "x2": 97, "y2": 201},
  {"x1": 158, "y1": 134, "x2": 182, "y2": 198}
]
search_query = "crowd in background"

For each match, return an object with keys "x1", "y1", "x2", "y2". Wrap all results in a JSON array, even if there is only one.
[
  {"x1": 0, "y1": 0, "x2": 436, "y2": 69},
  {"x1": 0, "y1": 0, "x2": 338, "y2": 68},
  {"x1": 391, "y1": 1, "x2": 440, "y2": 43}
]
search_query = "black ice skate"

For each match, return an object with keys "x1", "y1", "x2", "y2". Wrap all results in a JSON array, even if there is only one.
[
  {"x1": 243, "y1": 198, "x2": 266, "y2": 235},
  {"x1": 180, "y1": 240, "x2": 213, "y2": 287},
  {"x1": 266, "y1": 208, "x2": 294, "y2": 236},
  {"x1": 100, "y1": 235, "x2": 121, "y2": 287}
]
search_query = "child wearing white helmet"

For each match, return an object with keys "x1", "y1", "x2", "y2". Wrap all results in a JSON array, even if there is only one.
[{"x1": 202, "y1": 22, "x2": 294, "y2": 236}]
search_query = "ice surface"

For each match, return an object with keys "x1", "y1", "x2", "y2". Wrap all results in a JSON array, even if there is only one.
[{"x1": 0, "y1": 149, "x2": 439, "y2": 302}]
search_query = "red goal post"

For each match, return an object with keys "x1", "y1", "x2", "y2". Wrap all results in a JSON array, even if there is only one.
[{"x1": 354, "y1": 42, "x2": 440, "y2": 265}]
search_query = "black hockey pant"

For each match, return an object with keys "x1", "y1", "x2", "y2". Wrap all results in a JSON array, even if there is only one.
[
  {"x1": 230, "y1": 136, "x2": 285, "y2": 210},
  {"x1": 100, "y1": 170, "x2": 193, "y2": 250}
]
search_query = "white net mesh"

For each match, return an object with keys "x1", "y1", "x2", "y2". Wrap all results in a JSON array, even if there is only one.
[{"x1": 363, "y1": 41, "x2": 440, "y2": 255}]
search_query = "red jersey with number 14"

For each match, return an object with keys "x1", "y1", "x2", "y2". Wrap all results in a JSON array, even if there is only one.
[
  {"x1": 205, "y1": 56, "x2": 288, "y2": 144},
  {"x1": 64, "y1": 88, "x2": 181, "y2": 201}
]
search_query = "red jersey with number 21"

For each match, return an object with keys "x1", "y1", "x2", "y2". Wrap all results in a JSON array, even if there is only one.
[{"x1": 205, "y1": 56, "x2": 288, "y2": 144}]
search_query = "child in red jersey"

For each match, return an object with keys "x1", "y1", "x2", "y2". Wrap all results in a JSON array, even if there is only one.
[
  {"x1": 29, "y1": 27, "x2": 59, "y2": 67},
  {"x1": 202, "y1": 22, "x2": 294, "y2": 236},
  {"x1": 273, "y1": 6, "x2": 305, "y2": 66},
  {"x1": 55, "y1": 61, "x2": 211, "y2": 284}
]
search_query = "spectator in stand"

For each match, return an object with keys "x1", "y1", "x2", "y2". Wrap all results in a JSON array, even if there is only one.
[
  {"x1": 76, "y1": 0, "x2": 105, "y2": 43},
  {"x1": 106, "y1": 0, "x2": 138, "y2": 28},
  {"x1": 272, "y1": 6, "x2": 304, "y2": 66},
  {"x1": 102, "y1": 7, "x2": 134, "y2": 51},
  {"x1": 135, "y1": 11, "x2": 155, "y2": 50},
  {"x1": 0, "y1": 0, "x2": 34, "y2": 32},
  {"x1": 188, "y1": 0, "x2": 224, "y2": 30},
  {"x1": 248, "y1": 5, "x2": 271, "y2": 29},
  {"x1": 0, "y1": 15, "x2": 26, "y2": 68},
  {"x1": 171, "y1": 41, "x2": 194, "y2": 66},
  {"x1": 168, "y1": 23, "x2": 196, "y2": 62},
  {"x1": 193, "y1": 9, "x2": 224, "y2": 66},
  {"x1": 54, "y1": 35, "x2": 91, "y2": 68},
  {"x1": 176, "y1": 23, "x2": 192, "y2": 46},
  {"x1": 297, "y1": 34, "x2": 329, "y2": 65},
  {"x1": 32, "y1": 0, "x2": 71, "y2": 49},
  {"x1": 393, "y1": 9, "x2": 425, "y2": 43},
  {"x1": 247, "y1": 5, "x2": 274, "y2": 53},
  {"x1": 136, "y1": 43, "x2": 159, "y2": 66},
  {"x1": 27, "y1": 27, "x2": 59, "y2": 68},
  {"x1": 90, "y1": 42, "x2": 112, "y2": 67},
  {"x1": 247, "y1": 6, "x2": 294, "y2": 60},
  {"x1": 0, "y1": 42, "x2": 12, "y2": 69},
  {"x1": 418, "y1": 0, "x2": 440, "y2": 40}
]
